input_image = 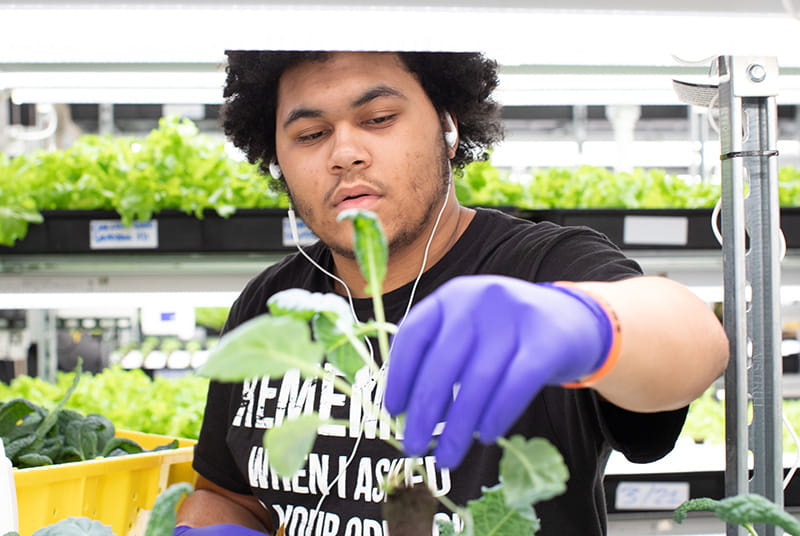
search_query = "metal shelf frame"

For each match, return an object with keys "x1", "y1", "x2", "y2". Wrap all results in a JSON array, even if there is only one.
[{"x1": 718, "y1": 56, "x2": 784, "y2": 535}]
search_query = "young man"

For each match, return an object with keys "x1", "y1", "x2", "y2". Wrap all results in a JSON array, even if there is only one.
[{"x1": 175, "y1": 51, "x2": 729, "y2": 536}]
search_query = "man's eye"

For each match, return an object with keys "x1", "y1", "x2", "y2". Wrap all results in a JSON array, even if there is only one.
[
  {"x1": 298, "y1": 131, "x2": 325, "y2": 142},
  {"x1": 366, "y1": 114, "x2": 396, "y2": 126}
]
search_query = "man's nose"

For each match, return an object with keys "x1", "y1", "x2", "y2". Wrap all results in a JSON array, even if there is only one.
[{"x1": 328, "y1": 125, "x2": 370, "y2": 174}]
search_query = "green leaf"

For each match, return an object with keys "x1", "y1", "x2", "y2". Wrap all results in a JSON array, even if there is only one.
[
  {"x1": 337, "y1": 209, "x2": 388, "y2": 295},
  {"x1": 0, "y1": 398, "x2": 38, "y2": 436},
  {"x1": 673, "y1": 497, "x2": 719, "y2": 523},
  {"x1": 269, "y1": 288, "x2": 367, "y2": 382},
  {"x1": 30, "y1": 517, "x2": 114, "y2": 536},
  {"x1": 436, "y1": 520, "x2": 457, "y2": 536},
  {"x1": 0, "y1": 204, "x2": 43, "y2": 247},
  {"x1": 55, "y1": 409, "x2": 85, "y2": 435},
  {"x1": 78, "y1": 426, "x2": 99, "y2": 460},
  {"x1": 468, "y1": 485, "x2": 540, "y2": 536},
  {"x1": 15, "y1": 452, "x2": 53, "y2": 468},
  {"x1": 56, "y1": 446, "x2": 84, "y2": 464},
  {"x1": 39, "y1": 436, "x2": 64, "y2": 461},
  {"x1": 194, "y1": 306, "x2": 230, "y2": 331},
  {"x1": 197, "y1": 314, "x2": 324, "y2": 382},
  {"x1": 265, "y1": 413, "x2": 323, "y2": 478},
  {"x1": 64, "y1": 418, "x2": 106, "y2": 460},
  {"x1": 313, "y1": 312, "x2": 366, "y2": 384},
  {"x1": 675, "y1": 494, "x2": 800, "y2": 536},
  {"x1": 5, "y1": 434, "x2": 38, "y2": 462},
  {"x1": 268, "y1": 288, "x2": 353, "y2": 322},
  {"x1": 4, "y1": 410, "x2": 44, "y2": 443},
  {"x1": 498, "y1": 436, "x2": 569, "y2": 510},
  {"x1": 35, "y1": 359, "x2": 83, "y2": 442},
  {"x1": 150, "y1": 439, "x2": 179, "y2": 452},
  {"x1": 85, "y1": 413, "x2": 115, "y2": 450},
  {"x1": 144, "y1": 482, "x2": 194, "y2": 536},
  {"x1": 101, "y1": 437, "x2": 144, "y2": 457}
]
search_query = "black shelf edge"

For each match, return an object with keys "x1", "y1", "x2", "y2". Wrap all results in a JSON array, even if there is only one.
[{"x1": 2, "y1": 207, "x2": 798, "y2": 254}]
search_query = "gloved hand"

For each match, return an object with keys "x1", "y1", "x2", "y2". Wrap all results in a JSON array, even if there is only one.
[
  {"x1": 174, "y1": 525, "x2": 268, "y2": 536},
  {"x1": 384, "y1": 275, "x2": 621, "y2": 469}
]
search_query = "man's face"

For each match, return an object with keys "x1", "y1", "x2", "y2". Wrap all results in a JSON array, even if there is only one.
[{"x1": 274, "y1": 52, "x2": 450, "y2": 259}]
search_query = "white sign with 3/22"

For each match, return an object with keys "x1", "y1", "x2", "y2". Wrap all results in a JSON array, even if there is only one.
[{"x1": 615, "y1": 481, "x2": 690, "y2": 510}]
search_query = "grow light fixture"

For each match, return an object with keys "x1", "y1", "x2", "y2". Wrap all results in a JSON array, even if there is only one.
[
  {"x1": 2, "y1": 70, "x2": 226, "y2": 104},
  {"x1": 2, "y1": 6, "x2": 800, "y2": 66},
  {"x1": 9, "y1": 87, "x2": 222, "y2": 105},
  {"x1": 2, "y1": 6, "x2": 800, "y2": 105}
]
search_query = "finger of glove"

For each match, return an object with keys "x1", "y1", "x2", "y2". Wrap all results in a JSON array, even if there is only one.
[
  {"x1": 400, "y1": 295, "x2": 479, "y2": 456},
  {"x1": 432, "y1": 297, "x2": 520, "y2": 468},
  {"x1": 476, "y1": 336, "x2": 560, "y2": 442},
  {"x1": 384, "y1": 295, "x2": 445, "y2": 416}
]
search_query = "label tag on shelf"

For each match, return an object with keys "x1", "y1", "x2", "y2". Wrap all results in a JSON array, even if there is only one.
[
  {"x1": 615, "y1": 481, "x2": 690, "y2": 510},
  {"x1": 623, "y1": 215, "x2": 688, "y2": 246},
  {"x1": 282, "y1": 217, "x2": 318, "y2": 247},
  {"x1": 90, "y1": 220, "x2": 158, "y2": 249}
]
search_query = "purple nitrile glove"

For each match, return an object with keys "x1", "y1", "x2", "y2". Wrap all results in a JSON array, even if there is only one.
[
  {"x1": 174, "y1": 525, "x2": 269, "y2": 536},
  {"x1": 384, "y1": 274, "x2": 616, "y2": 469}
]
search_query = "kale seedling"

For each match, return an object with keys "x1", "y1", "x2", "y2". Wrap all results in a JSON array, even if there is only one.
[
  {"x1": 0, "y1": 359, "x2": 178, "y2": 469},
  {"x1": 674, "y1": 494, "x2": 800, "y2": 536},
  {"x1": 198, "y1": 209, "x2": 569, "y2": 536}
]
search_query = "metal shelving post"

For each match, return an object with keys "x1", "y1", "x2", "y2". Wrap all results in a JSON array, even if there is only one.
[{"x1": 719, "y1": 55, "x2": 783, "y2": 536}]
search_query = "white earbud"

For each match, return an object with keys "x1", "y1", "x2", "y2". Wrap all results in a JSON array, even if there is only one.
[
  {"x1": 444, "y1": 112, "x2": 458, "y2": 149},
  {"x1": 269, "y1": 159, "x2": 282, "y2": 179},
  {"x1": 287, "y1": 204, "x2": 297, "y2": 235}
]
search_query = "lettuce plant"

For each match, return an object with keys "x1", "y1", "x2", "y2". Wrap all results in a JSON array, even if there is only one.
[{"x1": 197, "y1": 209, "x2": 568, "y2": 535}]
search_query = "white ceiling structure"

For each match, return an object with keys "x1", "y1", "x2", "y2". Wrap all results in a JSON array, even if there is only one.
[{"x1": 0, "y1": 2, "x2": 799, "y2": 105}]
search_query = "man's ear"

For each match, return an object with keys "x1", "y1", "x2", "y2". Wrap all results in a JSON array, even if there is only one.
[{"x1": 443, "y1": 112, "x2": 458, "y2": 158}]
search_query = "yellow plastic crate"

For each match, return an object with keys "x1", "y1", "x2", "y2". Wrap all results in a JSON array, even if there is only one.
[{"x1": 13, "y1": 430, "x2": 197, "y2": 536}]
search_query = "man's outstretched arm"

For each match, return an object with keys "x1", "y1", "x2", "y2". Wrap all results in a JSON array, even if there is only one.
[{"x1": 576, "y1": 275, "x2": 728, "y2": 412}]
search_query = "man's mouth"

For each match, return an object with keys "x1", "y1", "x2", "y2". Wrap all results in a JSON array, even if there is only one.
[
  {"x1": 334, "y1": 185, "x2": 382, "y2": 209},
  {"x1": 336, "y1": 193, "x2": 380, "y2": 211}
]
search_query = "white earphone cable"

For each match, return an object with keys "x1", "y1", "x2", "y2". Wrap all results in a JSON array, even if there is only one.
[
  {"x1": 288, "y1": 207, "x2": 364, "y2": 329},
  {"x1": 290, "y1": 172, "x2": 452, "y2": 532},
  {"x1": 398, "y1": 169, "x2": 452, "y2": 329}
]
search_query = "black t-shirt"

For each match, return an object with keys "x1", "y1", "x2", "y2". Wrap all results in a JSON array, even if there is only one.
[{"x1": 193, "y1": 207, "x2": 688, "y2": 536}]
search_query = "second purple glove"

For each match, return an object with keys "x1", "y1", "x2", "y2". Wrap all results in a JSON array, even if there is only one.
[
  {"x1": 384, "y1": 275, "x2": 620, "y2": 468},
  {"x1": 174, "y1": 525, "x2": 268, "y2": 536}
]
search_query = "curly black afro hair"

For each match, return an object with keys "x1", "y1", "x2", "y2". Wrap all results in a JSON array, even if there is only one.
[{"x1": 221, "y1": 50, "x2": 504, "y2": 191}]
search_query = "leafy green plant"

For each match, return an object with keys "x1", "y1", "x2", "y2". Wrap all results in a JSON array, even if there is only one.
[
  {"x1": 194, "y1": 307, "x2": 231, "y2": 332},
  {"x1": 456, "y1": 158, "x2": 530, "y2": 207},
  {"x1": 679, "y1": 386, "x2": 800, "y2": 456},
  {"x1": 0, "y1": 361, "x2": 178, "y2": 468},
  {"x1": 197, "y1": 209, "x2": 568, "y2": 535},
  {"x1": 0, "y1": 116, "x2": 287, "y2": 246},
  {"x1": 522, "y1": 166, "x2": 722, "y2": 209},
  {"x1": 5, "y1": 115, "x2": 800, "y2": 249},
  {"x1": 0, "y1": 366, "x2": 208, "y2": 440},
  {"x1": 2, "y1": 481, "x2": 193, "y2": 536},
  {"x1": 780, "y1": 166, "x2": 800, "y2": 207},
  {"x1": 675, "y1": 493, "x2": 800, "y2": 536}
]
